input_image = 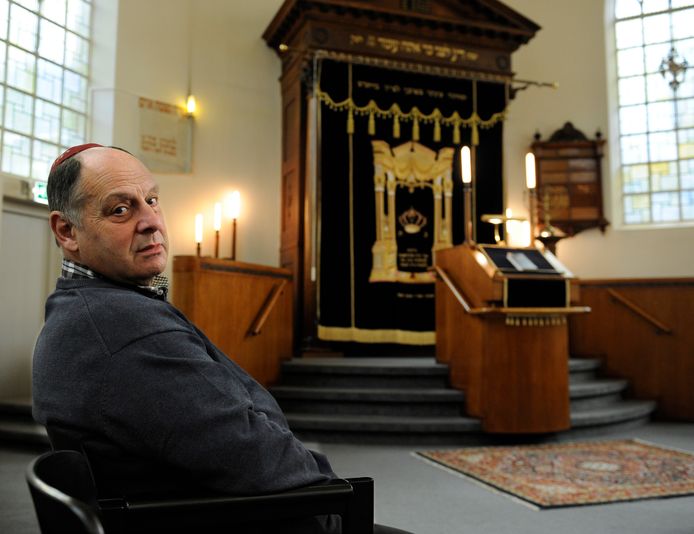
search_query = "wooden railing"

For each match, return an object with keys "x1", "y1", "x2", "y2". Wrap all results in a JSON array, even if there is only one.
[
  {"x1": 570, "y1": 278, "x2": 694, "y2": 421},
  {"x1": 606, "y1": 288, "x2": 672, "y2": 335},
  {"x1": 248, "y1": 280, "x2": 288, "y2": 336}
]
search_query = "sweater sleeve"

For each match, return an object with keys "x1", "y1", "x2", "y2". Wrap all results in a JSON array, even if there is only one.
[{"x1": 98, "y1": 328, "x2": 332, "y2": 495}]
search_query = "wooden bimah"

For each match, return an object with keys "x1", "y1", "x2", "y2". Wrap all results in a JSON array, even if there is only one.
[
  {"x1": 435, "y1": 244, "x2": 589, "y2": 433},
  {"x1": 173, "y1": 256, "x2": 293, "y2": 387}
]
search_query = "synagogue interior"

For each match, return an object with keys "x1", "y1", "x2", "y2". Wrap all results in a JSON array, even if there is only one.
[{"x1": 1, "y1": 1, "x2": 693, "y2": 533}]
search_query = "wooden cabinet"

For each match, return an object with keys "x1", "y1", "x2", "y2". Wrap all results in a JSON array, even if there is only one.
[
  {"x1": 532, "y1": 122, "x2": 609, "y2": 238},
  {"x1": 172, "y1": 256, "x2": 293, "y2": 386}
]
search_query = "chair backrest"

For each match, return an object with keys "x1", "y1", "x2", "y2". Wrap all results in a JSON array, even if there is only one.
[{"x1": 26, "y1": 450, "x2": 105, "y2": 534}]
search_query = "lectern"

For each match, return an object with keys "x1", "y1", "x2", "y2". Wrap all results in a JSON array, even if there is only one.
[{"x1": 435, "y1": 244, "x2": 589, "y2": 433}]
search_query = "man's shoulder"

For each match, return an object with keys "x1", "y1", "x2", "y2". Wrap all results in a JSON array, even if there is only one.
[{"x1": 48, "y1": 278, "x2": 193, "y2": 347}]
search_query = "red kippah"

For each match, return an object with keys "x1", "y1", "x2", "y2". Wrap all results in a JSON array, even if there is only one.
[{"x1": 50, "y1": 143, "x2": 104, "y2": 173}]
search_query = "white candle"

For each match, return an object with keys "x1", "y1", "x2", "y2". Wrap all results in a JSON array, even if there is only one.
[
  {"x1": 460, "y1": 146, "x2": 471, "y2": 184},
  {"x1": 227, "y1": 191, "x2": 241, "y2": 219},
  {"x1": 195, "y1": 213, "x2": 203, "y2": 243},
  {"x1": 525, "y1": 152, "x2": 536, "y2": 189},
  {"x1": 213, "y1": 203, "x2": 222, "y2": 231}
]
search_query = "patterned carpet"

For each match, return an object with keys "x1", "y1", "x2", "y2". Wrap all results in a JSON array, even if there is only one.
[{"x1": 417, "y1": 439, "x2": 694, "y2": 509}]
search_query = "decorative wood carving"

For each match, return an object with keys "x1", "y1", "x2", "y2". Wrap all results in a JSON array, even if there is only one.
[
  {"x1": 263, "y1": 0, "x2": 540, "y2": 348},
  {"x1": 532, "y1": 122, "x2": 609, "y2": 245}
]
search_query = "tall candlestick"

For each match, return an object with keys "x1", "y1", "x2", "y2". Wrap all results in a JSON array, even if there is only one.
[
  {"x1": 227, "y1": 191, "x2": 240, "y2": 261},
  {"x1": 213, "y1": 203, "x2": 222, "y2": 258},
  {"x1": 525, "y1": 152, "x2": 536, "y2": 189},
  {"x1": 195, "y1": 213, "x2": 203, "y2": 257},
  {"x1": 526, "y1": 153, "x2": 537, "y2": 243},
  {"x1": 460, "y1": 146, "x2": 472, "y2": 184},
  {"x1": 460, "y1": 146, "x2": 473, "y2": 244}
]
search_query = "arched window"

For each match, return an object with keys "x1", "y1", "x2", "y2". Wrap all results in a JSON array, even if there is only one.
[
  {"x1": 0, "y1": 0, "x2": 92, "y2": 196},
  {"x1": 613, "y1": 0, "x2": 694, "y2": 224}
]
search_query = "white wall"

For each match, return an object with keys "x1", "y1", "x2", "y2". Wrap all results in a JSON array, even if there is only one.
[
  {"x1": 97, "y1": 0, "x2": 285, "y2": 283},
  {"x1": 504, "y1": 0, "x2": 694, "y2": 278}
]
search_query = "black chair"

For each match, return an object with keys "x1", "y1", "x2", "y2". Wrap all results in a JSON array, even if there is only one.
[
  {"x1": 28, "y1": 450, "x2": 374, "y2": 534},
  {"x1": 26, "y1": 450, "x2": 105, "y2": 534}
]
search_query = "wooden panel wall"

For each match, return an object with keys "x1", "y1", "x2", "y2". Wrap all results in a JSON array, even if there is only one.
[
  {"x1": 173, "y1": 256, "x2": 293, "y2": 387},
  {"x1": 569, "y1": 279, "x2": 694, "y2": 421}
]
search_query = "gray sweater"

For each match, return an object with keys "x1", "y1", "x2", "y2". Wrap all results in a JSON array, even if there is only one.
[{"x1": 32, "y1": 277, "x2": 333, "y2": 497}]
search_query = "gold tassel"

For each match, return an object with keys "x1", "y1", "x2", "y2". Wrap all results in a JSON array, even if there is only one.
[
  {"x1": 393, "y1": 115, "x2": 400, "y2": 139},
  {"x1": 412, "y1": 117, "x2": 420, "y2": 141},
  {"x1": 472, "y1": 122, "x2": 479, "y2": 146},
  {"x1": 368, "y1": 110, "x2": 375, "y2": 136},
  {"x1": 453, "y1": 122, "x2": 460, "y2": 145},
  {"x1": 347, "y1": 108, "x2": 355, "y2": 135},
  {"x1": 434, "y1": 118, "x2": 441, "y2": 143}
]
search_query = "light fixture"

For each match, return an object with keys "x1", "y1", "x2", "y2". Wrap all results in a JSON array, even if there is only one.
[
  {"x1": 186, "y1": 94, "x2": 197, "y2": 116},
  {"x1": 659, "y1": 47, "x2": 689, "y2": 91}
]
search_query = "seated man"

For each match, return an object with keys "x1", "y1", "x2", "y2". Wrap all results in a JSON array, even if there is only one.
[{"x1": 32, "y1": 144, "x2": 410, "y2": 534}]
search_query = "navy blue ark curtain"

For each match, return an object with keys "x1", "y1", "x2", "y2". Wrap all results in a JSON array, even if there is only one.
[{"x1": 316, "y1": 59, "x2": 506, "y2": 345}]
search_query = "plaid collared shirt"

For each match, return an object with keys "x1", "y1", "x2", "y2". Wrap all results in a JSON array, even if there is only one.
[{"x1": 61, "y1": 259, "x2": 169, "y2": 298}]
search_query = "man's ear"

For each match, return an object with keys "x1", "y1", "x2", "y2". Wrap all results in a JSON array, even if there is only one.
[{"x1": 49, "y1": 211, "x2": 79, "y2": 252}]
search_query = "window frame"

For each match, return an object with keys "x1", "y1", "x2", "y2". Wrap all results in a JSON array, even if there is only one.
[
  {"x1": 0, "y1": 0, "x2": 93, "y2": 192},
  {"x1": 609, "y1": 0, "x2": 694, "y2": 229}
]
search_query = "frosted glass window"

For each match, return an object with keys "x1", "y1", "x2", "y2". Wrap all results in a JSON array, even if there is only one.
[
  {"x1": 31, "y1": 140, "x2": 59, "y2": 180},
  {"x1": 65, "y1": 32, "x2": 88, "y2": 74},
  {"x1": 620, "y1": 105, "x2": 648, "y2": 134},
  {"x1": 614, "y1": 0, "x2": 694, "y2": 225},
  {"x1": 679, "y1": 128, "x2": 694, "y2": 158},
  {"x1": 63, "y1": 69, "x2": 86, "y2": 111},
  {"x1": 67, "y1": 0, "x2": 91, "y2": 38},
  {"x1": 623, "y1": 164, "x2": 650, "y2": 193},
  {"x1": 647, "y1": 100, "x2": 676, "y2": 131},
  {"x1": 34, "y1": 99, "x2": 61, "y2": 142},
  {"x1": 642, "y1": 0, "x2": 670, "y2": 13},
  {"x1": 40, "y1": 0, "x2": 66, "y2": 26},
  {"x1": 652, "y1": 191, "x2": 680, "y2": 220},
  {"x1": 672, "y1": 8, "x2": 694, "y2": 39},
  {"x1": 618, "y1": 48, "x2": 645, "y2": 76},
  {"x1": 2, "y1": 131, "x2": 31, "y2": 176},
  {"x1": 9, "y1": 3, "x2": 37, "y2": 51},
  {"x1": 681, "y1": 159, "x2": 694, "y2": 188},
  {"x1": 621, "y1": 134, "x2": 649, "y2": 164},
  {"x1": 619, "y1": 77, "x2": 646, "y2": 104},
  {"x1": 4, "y1": 88, "x2": 33, "y2": 135},
  {"x1": 679, "y1": 98, "x2": 694, "y2": 128},
  {"x1": 7, "y1": 45, "x2": 35, "y2": 92},
  {"x1": 644, "y1": 43, "x2": 671, "y2": 72},
  {"x1": 36, "y1": 59, "x2": 63, "y2": 103},
  {"x1": 0, "y1": 0, "x2": 92, "y2": 185},
  {"x1": 0, "y1": 0, "x2": 8, "y2": 41},
  {"x1": 650, "y1": 161, "x2": 679, "y2": 190},
  {"x1": 643, "y1": 13, "x2": 671, "y2": 44},
  {"x1": 616, "y1": 19, "x2": 643, "y2": 49},
  {"x1": 38, "y1": 19, "x2": 65, "y2": 64},
  {"x1": 681, "y1": 190, "x2": 694, "y2": 218},
  {"x1": 624, "y1": 194, "x2": 651, "y2": 223},
  {"x1": 61, "y1": 108, "x2": 85, "y2": 146}
]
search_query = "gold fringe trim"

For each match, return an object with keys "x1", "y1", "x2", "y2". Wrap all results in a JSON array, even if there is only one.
[
  {"x1": 318, "y1": 325, "x2": 435, "y2": 345},
  {"x1": 316, "y1": 86, "x2": 506, "y2": 144}
]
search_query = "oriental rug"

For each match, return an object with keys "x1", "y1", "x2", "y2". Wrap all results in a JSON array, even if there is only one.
[{"x1": 416, "y1": 439, "x2": 694, "y2": 509}]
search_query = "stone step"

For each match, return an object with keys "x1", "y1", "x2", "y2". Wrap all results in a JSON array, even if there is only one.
[
  {"x1": 569, "y1": 379, "x2": 628, "y2": 409},
  {"x1": 272, "y1": 386, "x2": 466, "y2": 416},
  {"x1": 570, "y1": 400, "x2": 657, "y2": 429},
  {"x1": 0, "y1": 397, "x2": 33, "y2": 417},
  {"x1": 0, "y1": 419, "x2": 49, "y2": 448},
  {"x1": 280, "y1": 357, "x2": 450, "y2": 389},
  {"x1": 567, "y1": 358, "x2": 602, "y2": 382}
]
